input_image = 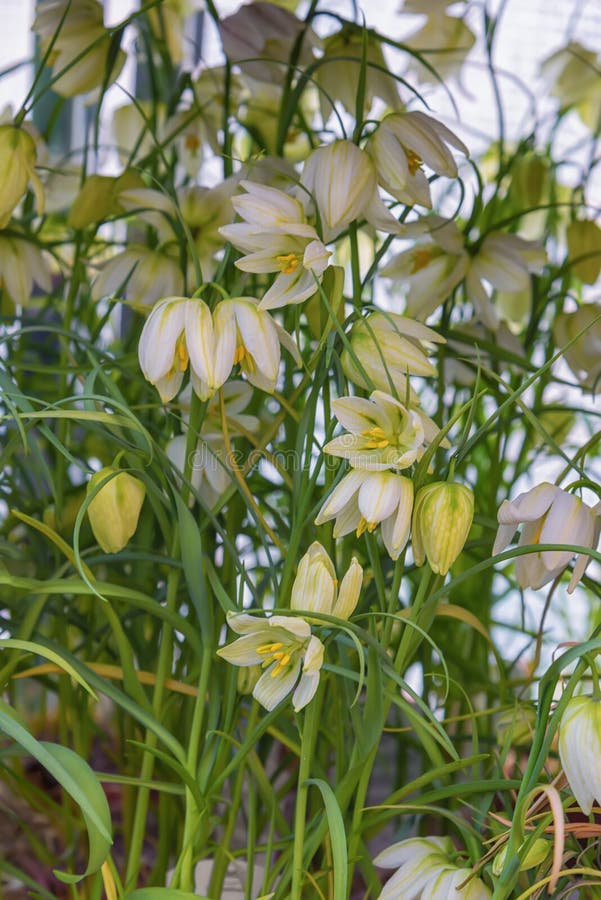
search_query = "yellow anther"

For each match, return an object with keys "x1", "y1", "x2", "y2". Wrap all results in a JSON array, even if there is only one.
[
  {"x1": 356, "y1": 517, "x2": 378, "y2": 537},
  {"x1": 257, "y1": 642, "x2": 284, "y2": 655},
  {"x1": 276, "y1": 252, "x2": 300, "y2": 275},
  {"x1": 271, "y1": 653, "x2": 291, "y2": 677},
  {"x1": 234, "y1": 343, "x2": 256, "y2": 373},
  {"x1": 233, "y1": 344, "x2": 247, "y2": 365},
  {"x1": 361, "y1": 426, "x2": 390, "y2": 449},
  {"x1": 176, "y1": 335, "x2": 189, "y2": 371},
  {"x1": 411, "y1": 247, "x2": 434, "y2": 273},
  {"x1": 185, "y1": 133, "x2": 201, "y2": 152},
  {"x1": 404, "y1": 146, "x2": 423, "y2": 176}
]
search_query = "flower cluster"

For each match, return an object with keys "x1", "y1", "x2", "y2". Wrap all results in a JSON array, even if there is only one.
[{"x1": 217, "y1": 543, "x2": 362, "y2": 711}]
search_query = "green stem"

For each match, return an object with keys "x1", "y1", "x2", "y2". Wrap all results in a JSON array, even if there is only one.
[
  {"x1": 291, "y1": 688, "x2": 323, "y2": 899},
  {"x1": 393, "y1": 565, "x2": 433, "y2": 673},
  {"x1": 207, "y1": 703, "x2": 260, "y2": 897},
  {"x1": 123, "y1": 540, "x2": 181, "y2": 892},
  {"x1": 177, "y1": 646, "x2": 214, "y2": 891}
]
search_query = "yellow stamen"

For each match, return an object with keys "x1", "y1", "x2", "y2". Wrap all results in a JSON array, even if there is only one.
[
  {"x1": 185, "y1": 133, "x2": 201, "y2": 152},
  {"x1": 404, "y1": 146, "x2": 423, "y2": 176},
  {"x1": 361, "y1": 425, "x2": 390, "y2": 449},
  {"x1": 276, "y1": 252, "x2": 301, "y2": 275},
  {"x1": 411, "y1": 247, "x2": 434, "y2": 273},
  {"x1": 257, "y1": 642, "x2": 285, "y2": 655},
  {"x1": 271, "y1": 653, "x2": 292, "y2": 677},
  {"x1": 356, "y1": 517, "x2": 378, "y2": 537},
  {"x1": 233, "y1": 344, "x2": 256, "y2": 373},
  {"x1": 176, "y1": 334, "x2": 189, "y2": 371}
]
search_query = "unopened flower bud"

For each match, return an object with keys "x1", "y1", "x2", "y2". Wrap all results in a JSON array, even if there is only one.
[
  {"x1": 0, "y1": 125, "x2": 45, "y2": 227},
  {"x1": 412, "y1": 481, "x2": 474, "y2": 575},
  {"x1": 559, "y1": 694, "x2": 601, "y2": 815},
  {"x1": 566, "y1": 219, "x2": 601, "y2": 284},
  {"x1": 237, "y1": 664, "x2": 262, "y2": 695},
  {"x1": 492, "y1": 838, "x2": 549, "y2": 877},
  {"x1": 86, "y1": 468, "x2": 146, "y2": 554}
]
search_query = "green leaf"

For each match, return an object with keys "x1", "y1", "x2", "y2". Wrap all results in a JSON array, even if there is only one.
[
  {"x1": 0, "y1": 700, "x2": 112, "y2": 883},
  {"x1": 125, "y1": 891, "x2": 209, "y2": 899},
  {"x1": 0, "y1": 637, "x2": 98, "y2": 699},
  {"x1": 174, "y1": 492, "x2": 213, "y2": 643},
  {"x1": 304, "y1": 778, "x2": 348, "y2": 900}
]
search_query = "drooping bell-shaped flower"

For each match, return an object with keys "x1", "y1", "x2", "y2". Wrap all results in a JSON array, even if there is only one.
[{"x1": 493, "y1": 483, "x2": 600, "y2": 593}]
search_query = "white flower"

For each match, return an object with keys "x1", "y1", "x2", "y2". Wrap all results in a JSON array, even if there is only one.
[
  {"x1": 398, "y1": 1, "x2": 476, "y2": 83},
  {"x1": 374, "y1": 836, "x2": 491, "y2": 900},
  {"x1": 290, "y1": 541, "x2": 363, "y2": 621},
  {"x1": 138, "y1": 295, "x2": 298, "y2": 402},
  {"x1": 300, "y1": 140, "x2": 404, "y2": 241},
  {"x1": 540, "y1": 41, "x2": 601, "y2": 129},
  {"x1": 323, "y1": 390, "x2": 444, "y2": 471},
  {"x1": 0, "y1": 125, "x2": 45, "y2": 227},
  {"x1": 466, "y1": 233, "x2": 546, "y2": 330},
  {"x1": 315, "y1": 26, "x2": 401, "y2": 122},
  {"x1": 553, "y1": 304, "x2": 601, "y2": 391},
  {"x1": 218, "y1": 1, "x2": 316, "y2": 84},
  {"x1": 315, "y1": 470, "x2": 414, "y2": 560},
  {"x1": 0, "y1": 231, "x2": 52, "y2": 306},
  {"x1": 492, "y1": 483, "x2": 600, "y2": 593},
  {"x1": 382, "y1": 216, "x2": 468, "y2": 320},
  {"x1": 217, "y1": 542, "x2": 362, "y2": 711},
  {"x1": 559, "y1": 695, "x2": 601, "y2": 815},
  {"x1": 341, "y1": 312, "x2": 445, "y2": 398},
  {"x1": 32, "y1": 0, "x2": 126, "y2": 98},
  {"x1": 220, "y1": 181, "x2": 331, "y2": 309},
  {"x1": 368, "y1": 110, "x2": 468, "y2": 208},
  {"x1": 217, "y1": 613, "x2": 325, "y2": 712},
  {"x1": 92, "y1": 245, "x2": 184, "y2": 307}
]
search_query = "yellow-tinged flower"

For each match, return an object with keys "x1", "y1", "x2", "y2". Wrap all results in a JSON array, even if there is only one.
[
  {"x1": 67, "y1": 169, "x2": 145, "y2": 229},
  {"x1": 33, "y1": 0, "x2": 126, "y2": 98},
  {"x1": 315, "y1": 26, "x2": 401, "y2": 122},
  {"x1": 413, "y1": 481, "x2": 474, "y2": 575},
  {"x1": 559, "y1": 695, "x2": 601, "y2": 814},
  {"x1": 341, "y1": 312, "x2": 445, "y2": 398},
  {"x1": 0, "y1": 231, "x2": 52, "y2": 306},
  {"x1": 138, "y1": 295, "x2": 299, "y2": 402},
  {"x1": 217, "y1": 613, "x2": 324, "y2": 712},
  {"x1": 553, "y1": 304, "x2": 601, "y2": 391},
  {"x1": 0, "y1": 125, "x2": 45, "y2": 228},
  {"x1": 112, "y1": 101, "x2": 168, "y2": 166},
  {"x1": 323, "y1": 390, "x2": 445, "y2": 471},
  {"x1": 492, "y1": 838, "x2": 549, "y2": 877},
  {"x1": 566, "y1": 219, "x2": 601, "y2": 284},
  {"x1": 217, "y1": 541, "x2": 362, "y2": 711},
  {"x1": 374, "y1": 835, "x2": 491, "y2": 899},
  {"x1": 220, "y1": 180, "x2": 331, "y2": 309},
  {"x1": 541, "y1": 41, "x2": 601, "y2": 129},
  {"x1": 315, "y1": 470, "x2": 414, "y2": 560},
  {"x1": 381, "y1": 216, "x2": 468, "y2": 319},
  {"x1": 301, "y1": 140, "x2": 403, "y2": 241},
  {"x1": 86, "y1": 468, "x2": 146, "y2": 554},
  {"x1": 466, "y1": 232, "x2": 546, "y2": 330},
  {"x1": 368, "y1": 110, "x2": 468, "y2": 208},
  {"x1": 493, "y1": 483, "x2": 600, "y2": 593},
  {"x1": 398, "y1": 0, "x2": 476, "y2": 83},
  {"x1": 92, "y1": 244, "x2": 184, "y2": 308},
  {"x1": 145, "y1": 0, "x2": 205, "y2": 65},
  {"x1": 290, "y1": 542, "x2": 362, "y2": 621}
]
